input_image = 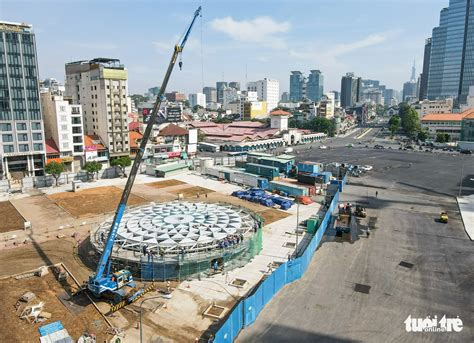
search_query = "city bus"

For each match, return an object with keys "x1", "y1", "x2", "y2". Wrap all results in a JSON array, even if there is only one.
[{"x1": 198, "y1": 142, "x2": 221, "y2": 152}]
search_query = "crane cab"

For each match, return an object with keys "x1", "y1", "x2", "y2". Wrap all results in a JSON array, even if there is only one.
[{"x1": 111, "y1": 270, "x2": 133, "y2": 289}]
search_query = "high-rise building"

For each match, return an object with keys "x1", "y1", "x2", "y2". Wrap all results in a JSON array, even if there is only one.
[
  {"x1": 340, "y1": 73, "x2": 361, "y2": 108},
  {"x1": 419, "y1": 38, "x2": 432, "y2": 100},
  {"x1": 40, "y1": 89, "x2": 84, "y2": 171},
  {"x1": 65, "y1": 58, "x2": 130, "y2": 157},
  {"x1": 0, "y1": 21, "x2": 46, "y2": 178},
  {"x1": 290, "y1": 71, "x2": 306, "y2": 101},
  {"x1": 384, "y1": 89, "x2": 399, "y2": 106},
  {"x1": 188, "y1": 93, "x2": 206, "y2": 108},
  {"x1": 403, "y1": 81, "x2": 417, "y2": 102},
  {"x1": 229, "y1": 81, "x2": 240, "y2": 90},
  {"x1": 247, "y1": 78, "x2": 280, "y2": 113},
  {"x1": 426, "y1": 0, "x2": 474, "y2": 103},
  {"x1": 281, "y1": 92, "x2": 289, "y2": 102},
  {"x1": 203, "y1": 86, "x2": 217, "y2": 103},
  {"x1": 216, "y1": 81, "x2": 228, "y2": 103},
  {"x1": 165, "y1": 91, "x2": 185, "y2": 102},
  {"x1": 410, "y1": 60, "x2": 417, "y2": 82},
  {"x1": 331, "y1": 90, "x2": 341, "y2": 107},
  {"x1": 307, "y1": 70, "x2": 324, "y2": 102}
]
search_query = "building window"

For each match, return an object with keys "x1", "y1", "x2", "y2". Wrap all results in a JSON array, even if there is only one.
[
  {"x1": 62, "y1": 142, "x2": 69, "y2": 149},
  {"x1": 2, "y1": 134, "x2": 13, "y2": 142},
  {"x1": 59, "y1": 105, "x2": 66, "y2": 112},
  {"x1": 17, "y1": 133, "x2": 28, "y2": 141},
  {"x1": 32, "y1": 133, "x2": 42, "y2": 141},
  {"x1": 3, "y1": 145, "x2": 14, "y2": 153},
  {"x1": 61, "y1": 124, "x2": 68, "y2": 131},
  {"x1": 33, "y1": 143, "x2": 43, "y2": 151},
  {"x1": 16, "y1": 122, "x2": 27, "y2": 131},
  {"x1": 61, "y1": 115, "x2": 67, "y2": 122},
  {"x1": 62, "y1": 134, "x2": 68, "y2": 140},
  {"x1": 0, "y1": 123, "x2": 12, "y2": 131},
  {"x1": 19, "y1": 144, "x2": 29, "y2": 152},
  {"x1": 31, "y1": 122, "x2": 42, "y2": 130}
]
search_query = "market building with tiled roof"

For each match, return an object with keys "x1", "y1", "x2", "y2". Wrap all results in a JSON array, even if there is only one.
[{"x1": 421, "y1": 109, "x2": 474, "y2": 141}]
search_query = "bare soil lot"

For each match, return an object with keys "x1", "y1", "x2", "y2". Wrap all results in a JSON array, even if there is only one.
[
  {"x1": 0, "y1": 200, "x2": 25, "y2": 233},
  {"x1": 170, "y1": 186, "x2": 215, "y2": 198},
  {"x1": 146, "y1": 179, "x2": 186, "y2": 188},
  {"x1": 0, "y1": 272, "x2": 109, "y2": 343},
  {"x1": 48, "y1": 186, "x2": 147, "y2": 217}
]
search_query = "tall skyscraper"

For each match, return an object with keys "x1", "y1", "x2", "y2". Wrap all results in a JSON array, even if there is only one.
[
  {"x1": 426, "y1": 0, "x2": 474, "y2": 103},
  {"x1": 228, "y1": 82, "x2": 240, "y2": 90},
  {"x1": 202, "y1": 86, "x2": 217, "y2": 103},
  {"x1": 289, "y1": 71, "x2": 306, "y2": 101},
  {"x1": 340, "y1": 73, "x2": 361, "y2": 108},
  {"x1": 216, "y1": 81, "x2": 228, "y2": 103},
  {"x1": 419, "y1": 38, "x2": 432, "y2": 100},
  {"x1": 410, "y1": 60, "x2": 417, "y2": 82},
  {"x1": 307, "y1": 70, "x2": 324, "y2": 102},
  {"x1": 65, "y1": 58, "x2": 130, "y2": 157},
  {"x1": 0, "y1": 21, "x2": 46, "y2": 178}
]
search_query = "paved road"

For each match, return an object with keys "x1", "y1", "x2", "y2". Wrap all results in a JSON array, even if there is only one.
[{"x1": 237, "y1": 179, "x2": 474, "y2": 342}]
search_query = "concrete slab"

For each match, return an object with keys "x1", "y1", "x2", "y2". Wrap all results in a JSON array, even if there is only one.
[{"x1": 457, "y1": 195, "x2": 474, "y2": 240}]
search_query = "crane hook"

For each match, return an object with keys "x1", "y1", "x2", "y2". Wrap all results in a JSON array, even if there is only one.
[{"x1": 179, "y1": 54, "x2": 183, "y2": 70}]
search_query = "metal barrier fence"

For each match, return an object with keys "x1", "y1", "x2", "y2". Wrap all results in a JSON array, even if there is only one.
[{"x1": 213, "y1": 178, "x2": 345, "y2": 342}]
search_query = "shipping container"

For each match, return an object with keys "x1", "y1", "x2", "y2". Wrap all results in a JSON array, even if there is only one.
[
  {"x1": 246, "y1": 163, "x2": 280, "y2": 179},
  {"x1": 330, "y1": 179, "x2": 344, "y2": 192},
  {"x1": 268, "y1": 180, "x2": 309, "y2": 197},
  {"x1": 297, "y1": 161, "x2": 322, "y2": 174}
]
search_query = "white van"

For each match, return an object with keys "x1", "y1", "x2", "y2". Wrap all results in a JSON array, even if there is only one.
[{"x1": 284, "y1": 147, "x2": 293, "y2": 153}]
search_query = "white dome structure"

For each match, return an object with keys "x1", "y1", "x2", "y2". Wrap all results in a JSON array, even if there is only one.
[{"x1": 92, "y1": 201, "x2": 257, "y2": 256}]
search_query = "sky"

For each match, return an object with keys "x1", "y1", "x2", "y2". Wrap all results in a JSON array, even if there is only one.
[{"x1": 1, "y1": 0, "x2": 447, "y2": 95}]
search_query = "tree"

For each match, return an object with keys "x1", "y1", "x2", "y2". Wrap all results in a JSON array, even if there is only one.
[
  {"x1": 110, "y1": 156, "x2": 132, "y2": 177},
  {"x1": 388, "y1": 115, "x2": 401, "y2": 136},
  {"x1": 45, "y1": 161, "x2": 65, "y2": 186},
  {"x1": 302, "y1": 117, "x2": 336, "y2": 137},
  {"x1": 83, "y1": 161, "x2": 103, "y2": 181},
  {"x1": 417, "y1": 129, "x2": 429, "y2": 142},
  {"x1": 401, "y1": 107, "x2": 420, "y2": 138},
  {"x1": 436, "y1": 133, "x2": 451, "y2": 143}
]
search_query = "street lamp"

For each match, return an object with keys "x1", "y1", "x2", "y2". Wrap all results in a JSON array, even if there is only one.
[{"x1": 139, "y1": 295, "x2": 164, "y2": 343}]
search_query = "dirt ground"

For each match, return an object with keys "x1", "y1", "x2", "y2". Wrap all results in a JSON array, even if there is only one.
[
  {"x1": 169, "y1": 186, "x2": 215, "y2": 198},
  {"x1": 0, "y1": 272, "x2": 110, "y2": 343},
  {"x1": 0, "y1": 200, "x2": 25, "y2": 233},
  {"x1": 146, "y1": 179, "x2": 186, "y2": 188},
  {"x1": 47, "y1": 186, "x2": 147, "y2": 218},
  {"x1": 257, "y1": 208, "x2": 291, "y2": 225}
]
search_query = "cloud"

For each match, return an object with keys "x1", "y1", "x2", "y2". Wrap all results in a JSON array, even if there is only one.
[
  {"x1": 290, "y1": 32, "x2": 390, "y2": 61},
  {"x1": 210, "y1": 16, "x2": 290, "y2": 49}
]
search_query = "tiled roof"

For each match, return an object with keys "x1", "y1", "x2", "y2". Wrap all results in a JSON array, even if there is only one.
[
  {"x1": 158, "y1": 123, "x2": 189, "y2": 136},
  {"x1": 45, "y1": 139, "x2": 59, "y2": 154},
  {"x1": 461, "y1": 109, "x2": 474, "y2": 119},
  {"x1": 129, "y1": 131, "x2": 143, "y2": 149},
  {"x1": 84, "y1": 134, "x2": 106, "y2": 151},
  {"x1": 270, "y1": 109, "x2": 291, "y2": 116},
  {"x1": 422, "y1": 109, "x2": 474, "y2": 121}
]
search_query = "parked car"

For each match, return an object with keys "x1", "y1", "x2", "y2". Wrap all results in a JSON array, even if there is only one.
[
  {"x1": 319, "y1": 145, "x2": 327, "y2": 149},
  {"x1": 460, "y1": 150, "x2": 472, "y2": 154},
  {"x1": 361, "y1": 165, "x2": 373, "y2": 171},
  {"x1": 284, "y1": 147, "x2": 293, "y2": 153},
  {"x1": 374, "y1": 144, "x2": 384, "y2": 149}
]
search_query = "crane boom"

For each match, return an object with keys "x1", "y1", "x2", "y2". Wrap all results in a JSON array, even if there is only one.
[{"x1": 88, "y1": 6, "x2": 202, "y2": 297}]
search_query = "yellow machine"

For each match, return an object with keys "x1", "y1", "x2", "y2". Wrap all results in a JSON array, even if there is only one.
[{"x1": 440, "y1": 211, "x2": 448, "y2": 223}]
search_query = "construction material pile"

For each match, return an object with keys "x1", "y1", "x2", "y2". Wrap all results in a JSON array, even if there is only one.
[{"x1": 232, "y1": 188, "x2": 294, "y2": 210}]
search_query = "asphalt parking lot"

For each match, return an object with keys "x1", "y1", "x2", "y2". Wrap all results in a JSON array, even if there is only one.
[{"x1": 237, "y1": 175, "x2": 474, "y2": 342}]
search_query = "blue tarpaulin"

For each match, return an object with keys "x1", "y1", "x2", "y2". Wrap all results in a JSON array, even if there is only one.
[{"x1": 39, "y1": 321, "x2": 64, "y2": 336}]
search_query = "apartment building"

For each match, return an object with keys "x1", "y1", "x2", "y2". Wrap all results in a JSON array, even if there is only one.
[
  {"x1": 65, "y1": 58, "x2": 130, "y2": 158},
  {"x1": 0, "y1": 21, "x2": 46, "y2": 179},
  {"x1": 40, "y1": 88, "x2": 84, "y2": 171}
]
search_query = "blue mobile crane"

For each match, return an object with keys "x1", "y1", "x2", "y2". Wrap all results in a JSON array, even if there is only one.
[{"x1": 87, "y1": 6, "x2": 202, "y2": 305}]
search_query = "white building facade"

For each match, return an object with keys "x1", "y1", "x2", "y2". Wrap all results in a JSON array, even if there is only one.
[
  {"x1": 247, "y1": 78, "x2": 280, "y2": 113},
  {"x1": 417, "y1": 98, "x2": 454, "y2": 117},
  {"x1": 65, "y1": 58, "x2": 130, "y2": 158},
  {"x1": 188, "y1": 93, "x2": 206, "y2": 108}
]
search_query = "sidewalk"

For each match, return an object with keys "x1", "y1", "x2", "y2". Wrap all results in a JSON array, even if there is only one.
[{"x1": 456, "y1": 195, "x2": 474, "y2": 240}]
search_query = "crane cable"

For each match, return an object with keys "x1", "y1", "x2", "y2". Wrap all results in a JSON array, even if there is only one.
[{"x1": 200, "y1": 10, "x2": 204, "y2": 90}]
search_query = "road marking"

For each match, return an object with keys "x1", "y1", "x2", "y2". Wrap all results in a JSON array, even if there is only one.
[{"x1": 356, "y1": 128, "x2": 373, "y2": 140}]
